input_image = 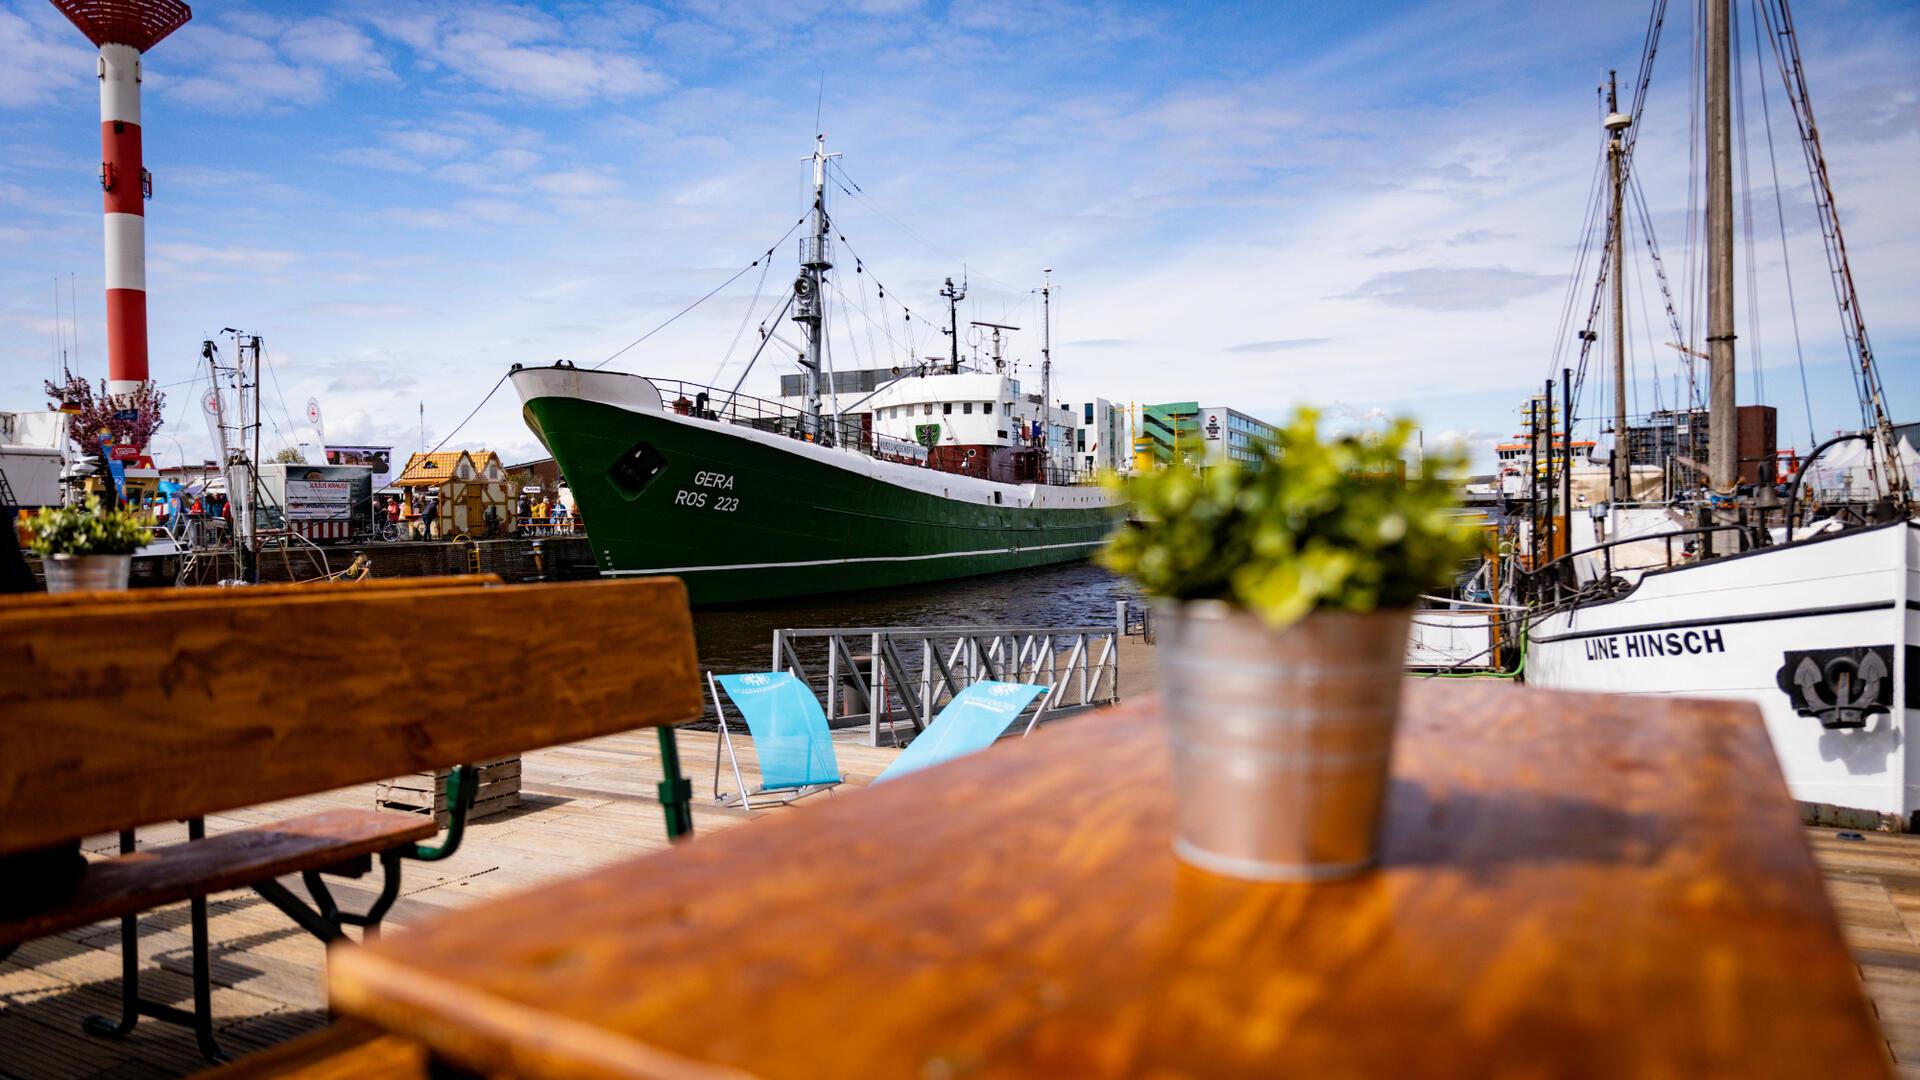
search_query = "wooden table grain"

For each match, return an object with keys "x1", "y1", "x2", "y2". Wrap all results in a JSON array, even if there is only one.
[{"x1": 329, "y1": 681, "x2": 1888, "y2": 1079}]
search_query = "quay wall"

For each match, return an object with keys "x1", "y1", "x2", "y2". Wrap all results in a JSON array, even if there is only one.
[{"x1": 22, "y1": 536, "x2": 601, "y2": 589}]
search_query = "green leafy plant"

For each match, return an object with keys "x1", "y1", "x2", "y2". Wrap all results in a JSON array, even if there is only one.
[
  {"x1": 1100, "y1": 407, "x2": 1479, "y2": 627},
  {"x1": 24, "y1": 498, "x2": 150, "y2": 557}
]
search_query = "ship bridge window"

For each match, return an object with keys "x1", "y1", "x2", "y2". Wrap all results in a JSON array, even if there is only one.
[
  {"x1": 984, "y1": 402, "x2": 993, "y2": 415},
  {"x1": 924, "y1": 403, "x2": 933, "y2": 416},
  {"x1": 943, "y1": 403, "x2": 953, "y2": 415},
  {"x1": 963, "y1": 402, "x2": 973, "y2": 414},
  {"x1": 608, "y1": 440, "x2": 668, "y2": 500}
]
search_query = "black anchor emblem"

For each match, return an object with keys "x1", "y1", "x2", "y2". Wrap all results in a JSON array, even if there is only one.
[{"x1": 1777, "y1": 646, "x2": 1895, "y2": 730}]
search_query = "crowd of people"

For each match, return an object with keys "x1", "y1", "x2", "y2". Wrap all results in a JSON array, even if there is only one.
[{"x1": 516, "y1": 487, "x2": 578, "y2": 534}]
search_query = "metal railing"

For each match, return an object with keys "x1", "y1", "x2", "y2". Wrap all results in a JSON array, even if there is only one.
[
  {"x1": 770, "y1": 606, "x2": 1129, "y2": 745},
  {"x1": 644, "y1": 375, "x2": 1101, "y2": 486},
  {"x1": 1524, "y1": 523, "x2": 1756, "y2": 607},
  {"x1": 646, "y1": 378, "x2": 924, "y2": 462}
]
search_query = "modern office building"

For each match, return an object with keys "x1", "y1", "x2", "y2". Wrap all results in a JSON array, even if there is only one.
[
  {"x1": 1196, "y1": 406, "x2": 1280, "y2": 466},
  {"x1": 1131, "y1": 402, "x2": 1278, "y2": 469}
]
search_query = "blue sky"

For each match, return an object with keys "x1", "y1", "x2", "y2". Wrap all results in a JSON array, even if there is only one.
[{"x1": 2, "y1": 0, "x2": 1915, "y2": 469}]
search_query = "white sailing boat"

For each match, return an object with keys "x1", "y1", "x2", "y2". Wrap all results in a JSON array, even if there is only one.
[{"x1": 1517, "y1": 0, "x2": 1916, "y2": 826}]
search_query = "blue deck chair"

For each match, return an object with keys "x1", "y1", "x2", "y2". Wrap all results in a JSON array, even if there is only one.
[
  {"x1": 873, "y1": 681, "x2": 1051, "y2": 785},
  {"x1": 707, "y1": 672, "x2": 844, "y2": 809}
]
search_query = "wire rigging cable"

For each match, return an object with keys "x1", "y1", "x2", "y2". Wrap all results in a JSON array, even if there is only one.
[
  {"x1": 1744, "y1": 0, "x2": 1815, "y2": 445},
  {"x1": 708, "y1": 242, "x2": 778, "y2": 386},
  {"x1": 592, "y1": 214, "x2": 808, "y2": 371}
]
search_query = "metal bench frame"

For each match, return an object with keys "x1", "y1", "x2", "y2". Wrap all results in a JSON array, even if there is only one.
[{"x1": 51, "y1": 765, "x2": 487, "y2": 1064}]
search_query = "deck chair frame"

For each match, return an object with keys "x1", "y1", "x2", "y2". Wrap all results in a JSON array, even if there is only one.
[{"x1": 708, "y1": 672, "x2": 842, "y2": 811}]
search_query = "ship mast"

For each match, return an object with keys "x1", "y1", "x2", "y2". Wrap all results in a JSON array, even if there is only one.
[
  {"x1": 1040, "y1": 268, "x2": 1053, "y2": 480},
  {"x1": 1705, "y1": 0, "x2": 1737, "y2": 494},
  {"x1": 795, "y1": 134, "x2": 837, "y2": 442},
  {"x1": 940, "y1": 276, "x2": 967, "y2": 374},
  {"x1": 1605, "y1": 73, "x2": 1632, "y2": 503}
]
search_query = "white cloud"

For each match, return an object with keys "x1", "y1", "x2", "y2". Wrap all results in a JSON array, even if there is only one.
[
  {"x1": 151, "y1": 15, "x2": 394, "y2": 113},
  {"x1": 355, "y1": 4, "x2": 671, "y2": 106},
  {"x1": 533, "y1": 169, "x2": 619, "y2": 197},
  {"x1": 0, "y1": 8, "x2": 98, "y2": 108},
  {"x1": 281, "y1": 16, "x2": 394, "y2": 76}
]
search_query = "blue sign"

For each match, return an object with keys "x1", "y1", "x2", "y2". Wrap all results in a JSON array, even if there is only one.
[
  {"x1": 99, "y1": 440, "x2": 127, "y2": 499},
  {"x1": 113, "y1": 409, "x2": 138, "y2": 421}
]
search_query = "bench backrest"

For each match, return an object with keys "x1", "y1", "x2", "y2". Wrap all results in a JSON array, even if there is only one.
[
  {"x1": 0, "y1": 575, "x2": 496, "y2": 617},
  {"x1": 0, "y1": 577, "x2": 700, "y2": 857}
]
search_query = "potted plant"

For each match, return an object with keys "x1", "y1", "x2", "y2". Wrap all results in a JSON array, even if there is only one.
[
  {"x1": 24, "y1": 497, "x2": 149, "y2": 592},
  {"x1": 1100, "y1": 408, "x2": 1475, "y2": 881}
]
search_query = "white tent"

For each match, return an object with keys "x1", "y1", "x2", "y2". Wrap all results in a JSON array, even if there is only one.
[{"x1": 1803, "y1": 437, "x2": 1920, "y2": 502}]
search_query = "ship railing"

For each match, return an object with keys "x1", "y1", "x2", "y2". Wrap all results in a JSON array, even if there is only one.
[
  {"x1": 646, "y1": 376, "x2": 921, "y2": 458},
  {"x1": 770, "y1": 606, "x2": 1130, "y2": 746},
  {"x1": 1523, "y1": 523, "x2": 1756, "y2": 607}
]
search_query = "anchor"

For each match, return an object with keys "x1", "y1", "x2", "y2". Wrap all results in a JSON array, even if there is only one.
[{"x1": 1778, "y1": 646, "x2": 1895, "y2": 730}]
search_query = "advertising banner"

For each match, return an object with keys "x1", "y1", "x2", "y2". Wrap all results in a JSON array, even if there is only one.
[
  {"x1": 285, "y1": 479, "x2": 352, "y2": 521},
  {"x1": 324, "y1": 445, "x2": 393, "y2": 487}
]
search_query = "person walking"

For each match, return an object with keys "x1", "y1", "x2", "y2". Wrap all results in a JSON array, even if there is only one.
[{"x1": 422, "y1": 495, "x2": 440, "y2": 541}]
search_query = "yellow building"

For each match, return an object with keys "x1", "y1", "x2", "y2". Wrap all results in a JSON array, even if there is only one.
[{"x1": 394, "y1": 451, "x2": 516, "y2": 539}]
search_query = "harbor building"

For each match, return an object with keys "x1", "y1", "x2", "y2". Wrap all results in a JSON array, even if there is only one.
[
  {"x1": 1624, "y1": 404, "x2": 1778, "y2": 485},
  {"x1": 1196, "y1": 407, "x2": 1279, "y2": 466},
  {"x1": 1133, "y1": 402, "x2": 1201, "y2": 468},
  {"x1": 1073, "y1": 399, "x2": 1128, "y2": 474},
  {"x1": 1132, "y1": 402, "x2": 1279, "y2": 470}
]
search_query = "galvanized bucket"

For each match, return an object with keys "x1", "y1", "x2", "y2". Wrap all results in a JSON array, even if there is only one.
[
  {"x1": 43, "y1": 553, "x2": 132, "y2": 593},
  {"x1": 1155, "y1": 601, "x2": 1411, "y2": 881}
]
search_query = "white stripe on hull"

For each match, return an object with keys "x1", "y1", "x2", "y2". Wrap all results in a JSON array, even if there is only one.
[{"x1": 601, "y1": 539, "x2": 1107, "y2": 575}]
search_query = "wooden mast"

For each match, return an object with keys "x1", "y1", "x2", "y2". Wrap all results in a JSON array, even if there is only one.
[{"x1": 1705, "y1": 0, "x2": 1738, "y2": 494}]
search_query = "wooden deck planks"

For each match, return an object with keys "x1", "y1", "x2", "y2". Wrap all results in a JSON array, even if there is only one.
[
  {"x1": 6, "y1": 719, "x2": 1920, "y2": 1078},
  {"x1": 1811, "y1": 828, "x2": 1920, "y2": 1072},
  {"x1": 0, "y1": 725, "x2": 872, "y2": 1078}
]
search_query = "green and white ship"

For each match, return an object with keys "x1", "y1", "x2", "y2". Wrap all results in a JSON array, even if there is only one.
[{"x1": 510, "y1": 138, "x2": 1125, "y2": 604}]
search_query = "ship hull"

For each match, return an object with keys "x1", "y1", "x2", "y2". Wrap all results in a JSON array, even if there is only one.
[
  {"x1": 1526, "y1": 521, "x2": 1917, "y2": 824},
  {"x1": 514, "y1": 368, "x2": 1125, "y2": 605}
]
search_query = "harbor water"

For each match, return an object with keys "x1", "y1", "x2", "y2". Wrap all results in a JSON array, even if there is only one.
[{"x1": 691, "y1": 560, "x2": 1143, "y2": 676}]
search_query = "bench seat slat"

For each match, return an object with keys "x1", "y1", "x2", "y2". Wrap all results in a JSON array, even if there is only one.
[
  {"x1": 0, "y1": 809, "x2": 436, "y2": 948},
  {"x1": 189, "y1": 1019, "x2": 427, "y2": 1080}
]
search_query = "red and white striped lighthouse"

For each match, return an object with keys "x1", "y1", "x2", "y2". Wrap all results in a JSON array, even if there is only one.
[{"x1": 50, "y1": 0, "x2": 192, "y2": 399}]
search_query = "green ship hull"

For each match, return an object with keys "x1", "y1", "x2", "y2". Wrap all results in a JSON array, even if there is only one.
[{"x1": 518, "y1": 376, "x2": 1125, "y2": 605}]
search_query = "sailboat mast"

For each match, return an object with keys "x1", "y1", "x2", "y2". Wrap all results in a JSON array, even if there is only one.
[
  {"x1": 1705, "y1": 0, "x2": 1738, "y2": 493},
  {"x1": 1605, "y1": 72, "x2": 1632, "y2": 503}
]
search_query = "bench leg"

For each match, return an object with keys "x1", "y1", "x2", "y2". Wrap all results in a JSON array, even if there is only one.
[
  {"x1": 82, "y1": 824, "x2": 230, "y2": 1064},
  {"x1": 183, "y1": 890, "x2": 227, "y2": 1063},
  {"x1": 81, "y1": 831, "x2": 141, "y2": 1039}
]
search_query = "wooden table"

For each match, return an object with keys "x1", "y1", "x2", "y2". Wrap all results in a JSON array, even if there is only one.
[{"x1": 329, "y1": 681, "x2": 1888, "y2": 1078}]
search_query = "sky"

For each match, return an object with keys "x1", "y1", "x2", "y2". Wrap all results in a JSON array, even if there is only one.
[{"x1": 1, "y1": 0, "x2": 1915, "y2": 471}]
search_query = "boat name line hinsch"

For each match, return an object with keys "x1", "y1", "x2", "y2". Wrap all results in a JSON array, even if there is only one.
[
  {"x1": 602, "y1": 539, "x2": 1107, "y2": 576},
  {"x1": 1583, "y1": 628, "x2": 1727, "y2": 662}
]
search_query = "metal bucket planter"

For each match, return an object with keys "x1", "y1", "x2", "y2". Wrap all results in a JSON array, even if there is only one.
[
  {"x1": 43, "y1": 553, "x2": 132, "y2": 593},
  {"x1": 1156, "y1": 601, "x2": 1411, "y2": 881}
]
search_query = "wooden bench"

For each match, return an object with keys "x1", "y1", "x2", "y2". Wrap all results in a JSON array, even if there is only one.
[{"x1": 0, "y1": 576, "x2": 703, "y2": 1066}]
